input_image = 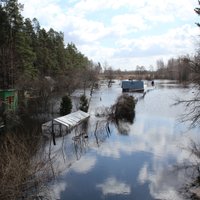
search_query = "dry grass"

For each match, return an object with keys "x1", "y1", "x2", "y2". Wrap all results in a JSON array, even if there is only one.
[{"x1": 0, "y1": 130, "x2": 56, "y2": 200}]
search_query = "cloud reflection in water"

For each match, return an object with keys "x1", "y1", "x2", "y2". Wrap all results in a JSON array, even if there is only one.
[
  {"x1": 93, "y1": 114, "x2": 200, "y2": 200},
  {"x1": 49, "y1": 83, "x2": 200, "y2": 200},
  {"x1": 70, "y1": 156, "x2": 96, "y2": 174},
  {"x1": 97, "y1": 177, "x2": 131, "y2": 195}
]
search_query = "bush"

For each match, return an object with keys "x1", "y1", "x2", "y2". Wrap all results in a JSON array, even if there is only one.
[
  {"x1": 79, "y1": 95, "x2": 89, "y2": 112},
  {"x1": 111, "y1": 94, "x2": 136, "y2": 123},
  {"x1": 0, "y1": 129, "x2": 55, "y2": 200},
  {"x1": 60, "y1": 95, "x2": 72, "y2": 116}
]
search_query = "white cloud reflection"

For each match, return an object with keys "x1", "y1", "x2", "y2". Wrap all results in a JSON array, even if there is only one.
[
  {"x1": 137, "y1": 163, "x2": 185, "y2": 200},
  {"x1": 50, "y1": 181, "x2": 67, "y2": 200},
  {"x1": 138, "y1": 163, "x2": 148, "y2": 185},
  {"x1": 70, "y1": 156, "x2": 96, "y2": 174},
  {"x1": 97, "y1": 177, "x2": 131, "y2": 195}
]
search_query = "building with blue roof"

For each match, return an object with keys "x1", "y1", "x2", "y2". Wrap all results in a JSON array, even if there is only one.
[{"x1": 121, "y1": 80, "x2": 144, "y2": 92}]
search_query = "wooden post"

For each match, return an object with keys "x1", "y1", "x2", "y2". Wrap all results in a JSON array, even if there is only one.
[
  {"x1": 59, "y1": 124, "x2": 62, "y2": 137},
  {"x1": 52, "y1": 120, "x2": 56, "y2": 145}
]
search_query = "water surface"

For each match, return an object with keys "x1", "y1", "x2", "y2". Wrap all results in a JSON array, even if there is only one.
[{"x1": 49, "y1": 80, "x2": 200, "y2": 200}]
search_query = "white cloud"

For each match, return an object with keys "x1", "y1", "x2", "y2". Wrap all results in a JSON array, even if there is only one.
[
  {"x1": 19, "y1": 0, "x2": 199, "y2": 70},
  {"x1": 70, "y1": 0, "x2": 196, "y2": 20},
  {"x1": 67, "y1": 17, "x2": 112, "y2": 42},
  {"x1": 117, "y1": 25, "x2": 198, "y2": 53},
  {"x1": 136, "y1": 0, "x2": 196, "y2": 23},
  {"x1": 111, "y1": 14, "x2": 149, "y2": 35},
  {"x1": 96, "y1": 177, "x2": 131, "y2": 195},
  {"x1": 78, "y1": 44, "x2": 116, "y2": 63},
  {"x1": 78, "y1": 23, "x2": 198, "y2": 69}
]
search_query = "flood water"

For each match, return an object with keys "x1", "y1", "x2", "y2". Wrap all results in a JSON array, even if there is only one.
[{"x1": 48, "y1": 80, "x2": 200, "y2": 200}]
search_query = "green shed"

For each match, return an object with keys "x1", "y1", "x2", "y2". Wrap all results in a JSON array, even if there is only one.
[{"x1": 0, "y1": 89, "x2": 18, "y2": 111}]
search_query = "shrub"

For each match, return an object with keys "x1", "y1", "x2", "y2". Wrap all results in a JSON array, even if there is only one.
[
  {"x1": 111, "y1": 94, "x2": 135, "y2": 123},
  {"x1": 60, "y1": 95, "x2": 72, "y2": 116},
  {"x1": 0, "y1": 129, "x2": 55, "y2": 200},
  {"x1": 79, "y1": 95, "x2": 89, "y2": 112}
]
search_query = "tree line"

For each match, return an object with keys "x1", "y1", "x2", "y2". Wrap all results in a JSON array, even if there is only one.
[
  {"x1": 155, "y1": 56, "x2": 194, "y2": 82},
  {"x1": 101, "y1": 56, "x2": 195, "y2": 83},
  {"x1": 0, "y1": 0, "x2": 100, "y2": 91}
]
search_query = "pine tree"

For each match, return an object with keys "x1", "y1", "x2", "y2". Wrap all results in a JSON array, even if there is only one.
[
  {"x1": 0, "y1": 4, "x2": 11, "y2": 88},
  {"x1": 79, "y1": 95, "x2": 88, "y2": 112},
  {"x1": 60, "y1": 95, "x2": 72, "y2": 116}
]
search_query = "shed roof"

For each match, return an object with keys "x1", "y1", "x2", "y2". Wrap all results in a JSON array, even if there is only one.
[
  {"x1": 122, "y1": 80, "x2": 144, "y2": 89},
  {"x1": 54, "y1": 110, "x2": 89, "y2": 128}
]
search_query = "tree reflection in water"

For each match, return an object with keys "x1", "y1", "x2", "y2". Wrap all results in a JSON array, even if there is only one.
[
  {"x1": 46, "y1": 117, "x2": 109, "y2": 164},
  {"x1": 176, "y1": 140, "x2": 200, "y2": 199},
  {"x1": 72, "y1": 122, "x2": 89, "y2": 160},
  {"x1": 71, "y1": 120, "x2": 111, "y2": 159},
  {"x1": 94, "y1": 120, "x2": 111, "y2": 147},
  {"x1": 109, "y1": 94, "x2": 136, "y2": 135},
  {"x1": 95, "y1": 94, "x2": 136, "y2": 135},
  {"x1": 40, "y1": 94, "x2": 136, "y2": 198}
]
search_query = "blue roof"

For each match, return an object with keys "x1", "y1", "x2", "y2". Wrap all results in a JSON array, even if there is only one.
[{"x1": 122, "y1": 80, "x2": 144, "y2": 90}]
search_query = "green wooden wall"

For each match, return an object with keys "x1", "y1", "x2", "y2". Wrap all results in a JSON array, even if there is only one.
[{"x1": 0, "y1": 89, "x2": 18, "y2": 111}]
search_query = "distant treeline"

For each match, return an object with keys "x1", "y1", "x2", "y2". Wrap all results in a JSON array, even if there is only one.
[
  {"x1": 154, "y1": 56, "x2": 198, "y2": 82},
  {"x1": 102, "y1": 55, "x2": 198, "y2": 82}
]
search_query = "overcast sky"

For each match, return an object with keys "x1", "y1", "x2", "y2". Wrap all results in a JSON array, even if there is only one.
[{"x1": 19, "y1": 0, "x2": 199, "y2": 70}]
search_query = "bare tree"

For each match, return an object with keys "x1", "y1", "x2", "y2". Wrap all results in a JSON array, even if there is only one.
[
  {"x1": 175, "y1": 57, "x2": 200, "y2": 127},
  {"x1": 156, "y1": 59, "x2": 166, "y2": 78},
  {"x1": 175, "y1": 139, "x2": 200, "y2": 199},
  {"x1": 104, "y1": 66, "x2": 114, "y2": 87}
]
